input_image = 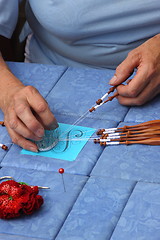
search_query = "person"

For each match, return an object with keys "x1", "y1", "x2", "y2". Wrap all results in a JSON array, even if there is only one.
[{"x1": 0, "y1": 0, "x2": 160, "y2": 152}]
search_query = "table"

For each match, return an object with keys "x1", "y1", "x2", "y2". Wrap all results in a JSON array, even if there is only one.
[{"x1": 0, "y1": 62, "x2": 160, "y2": 240}]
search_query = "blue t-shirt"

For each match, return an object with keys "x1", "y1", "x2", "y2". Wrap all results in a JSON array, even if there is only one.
[
  {"x1": 0, "y1": 0, "x2": 19, "y2": 38},
  {"x1": 0, "y1": 0, "x2": 160, "y2": 69}
]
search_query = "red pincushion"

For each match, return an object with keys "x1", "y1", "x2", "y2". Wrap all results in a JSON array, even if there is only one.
[{"x1": 0, "y1": 180, "x2": 44, "y2": 219}]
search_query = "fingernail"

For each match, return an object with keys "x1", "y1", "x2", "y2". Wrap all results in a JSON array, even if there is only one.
[
  {"x1": 48, "y1": 122, "x2": 59, "y2": 130},
  {"x1": 109, "y1": 75, "x2": 117, "y2": 84},
  {"x1": 35, "y1": 128, "x2": 44, "y2": 137},
  {"x1": 53, "y1": 122, "x2": 59, "y2": 129},
  {"x1": 29, "y1": 147, "x2": 38, "y2": 152}
]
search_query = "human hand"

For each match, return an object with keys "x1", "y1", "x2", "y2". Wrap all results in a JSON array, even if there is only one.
[
  {"x1": 109, "y1": 34, "x2": 160, "y2": 105},
  {"x1": 2, "y1": 85, "x2": 58, "y2": 152}
]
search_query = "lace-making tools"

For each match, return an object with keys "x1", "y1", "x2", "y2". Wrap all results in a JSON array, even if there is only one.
[
  {"x1": 58, "y1": 168, "x2": 66, "y2": 192},
  {"x1": 89, "y1": 80, "x2": 132, "y2": 113},
  {"x1": 0, "y1": 121, "x2": 8, "y2": 150},
  {"x1": 94, "y1": 120, "x2": 160, "y2": 146},
  {"x1": 89, "y1": 86, "x2": 118, "y2": 112}
]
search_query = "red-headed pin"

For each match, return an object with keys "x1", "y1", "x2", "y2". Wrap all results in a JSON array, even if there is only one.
[{"x1": 58, "y1": 168, "x2": 66, "y2": 192}]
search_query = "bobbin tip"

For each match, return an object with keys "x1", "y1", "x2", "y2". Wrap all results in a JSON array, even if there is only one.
[
  {"x1": 2, "y1": 145, "x2": 8, "y2": 151},
  {"x1": 96, "y1": 99, "x2": 102, "y2": 105},
  {"x1": 94, "y1": 139, "x2": 100, "y2": 144},
  {"x1": 89, "y1": 107, "x2": 95, "y2": 112},
  {"x1": 96, "y1": 129, "x2": 105, "y2": 135},
  {"x1": 101, "y1": 133, "x2": 108, "y2": 138},
  {"x1": 0, "y1": 121, "x2": 5, "y2": 127}
]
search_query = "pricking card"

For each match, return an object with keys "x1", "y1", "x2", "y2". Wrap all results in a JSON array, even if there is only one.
[{"x1": 21, "y1": 123, "x2": 95, "y2": 161}]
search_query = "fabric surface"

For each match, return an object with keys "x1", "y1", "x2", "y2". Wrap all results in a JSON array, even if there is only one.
[
  {"x1": 124, "y1": 95, "x2": 160, "y2": 122},
  {"x1": 56, "y1": 176, "x2": 136, "y2": 240},
  {"x1": 6, "y1": 62, "x2": 67, "y2": 98},
  {"x1": 0, "y1": 62, "x2": 160, "y2": 239},
  {"x1": 111, "y1": 182, "x2": 160, "y2": 240}
]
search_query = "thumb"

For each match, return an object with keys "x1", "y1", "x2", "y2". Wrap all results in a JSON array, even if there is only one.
[{"x1": 109, "y1": 51, "x2": 140, "y2": 86}]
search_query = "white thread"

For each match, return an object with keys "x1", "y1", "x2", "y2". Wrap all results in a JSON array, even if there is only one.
[
  {"x1": 108, "y1": 132, "x2": 120, "y2": 137},
  {"x1": 107, "y1": 141, "x2": 120, "y2": 145},
  {"x1": 101, "y1": 92, "x2": 109, "y2": 100},
  {"x1": 107, "y1": 135, "x2": 121, "y2": 139}
]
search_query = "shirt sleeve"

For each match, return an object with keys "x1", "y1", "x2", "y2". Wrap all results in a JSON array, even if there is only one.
[{"x1": 0, "y1": 0, "x2": 19, "y2": 38}]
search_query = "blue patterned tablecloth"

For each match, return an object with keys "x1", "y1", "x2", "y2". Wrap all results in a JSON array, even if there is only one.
[{"x1": 0, "y1": 62, "x2": 159, "y2": 240}]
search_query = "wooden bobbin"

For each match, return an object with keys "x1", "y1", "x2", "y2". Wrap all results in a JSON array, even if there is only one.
[
  {"x1": 96, "y1": 99, "x2": 103, "y2": 105},
  {"x1": 0, "y1": 121, "x2": 5, "y2": 127},
  {"x1": 94, "y1": 139, "x2": 100, "y2": 144},
  {"x1": 89, "y1": 107, "x2": 95, "y2": 112},
  {"x1": 96, "y1": 129, "x2": 105, "y2": 135},
  {"x1": 1, "y1": 145, "x2": 8, "y2": 151}
]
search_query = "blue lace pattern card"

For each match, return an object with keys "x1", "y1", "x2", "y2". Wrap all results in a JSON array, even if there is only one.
[{"x1": 21, "y1": 123, "x2": 95, "y2": 161}]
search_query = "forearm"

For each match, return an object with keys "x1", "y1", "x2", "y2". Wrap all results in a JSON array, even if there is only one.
[{"x1": 0, "y1": 54, "x2": 24, "y2": 111}]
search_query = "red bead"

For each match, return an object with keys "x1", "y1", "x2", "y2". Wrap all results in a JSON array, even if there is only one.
[{"x1": 58, "y1": 168, "x2": 64, "y2": 174}]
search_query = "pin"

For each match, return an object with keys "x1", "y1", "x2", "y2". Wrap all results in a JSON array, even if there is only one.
[{"x1": 58, "y1": 168, "x2": 66, "y2": 192}]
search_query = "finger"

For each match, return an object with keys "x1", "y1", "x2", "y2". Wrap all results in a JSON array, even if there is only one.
[
  {"x1": 14, "y1": 98, "x2": 45, "y2": 138},
  {"x1": 25, "y1": 86, "x2": 58, "y2": 129},
  {"x1": 6, "y1": 125, "x2": 38, "y2": 152},
  {"x1": 117, "y1": 79, "x2": 159, "y2": 106},
  {"x1": 6, "y1": 107, "x2": 42, "y2": 141},
  {"x1": 117, "y1": 64, "x2": 152, "y2": 98},
  {"x1": 109, "y1": 50, "x2": 139, "y2": 86}
]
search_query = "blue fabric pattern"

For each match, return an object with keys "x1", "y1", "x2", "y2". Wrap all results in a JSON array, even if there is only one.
[
  {"x1": 0, "y1": 110, "x2": 12, "y2": 162},
  {"x1": 124, "y1": 95, "x2": 160, "y2": 122},
  {"x1": 0, "y1": 234, "x2": 41, "y2": 240},
  {"x1": 111, "y1": 182, "x2": 160, "y2": 240},
  {"x1": 7, "y1": 62, "x2": 67, "y2": 98},
  {"x1": 56, "y1": 176, "x2": 136, "y2": 240}
]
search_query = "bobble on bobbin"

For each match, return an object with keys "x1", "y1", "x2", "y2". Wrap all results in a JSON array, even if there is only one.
[
  {"x1": 2, "y1": 145, "x2": 8, "y2": 151},
  {"x1": 0, "y1": 144, "x2": 8, "y2": 151},
  {"x1": 0, "y1": 121, "x2": 5, "y2": 127},
  {"x1": 96, "y1": 129, "x2": 105, "y2": 135},
  {"x1": 89, "y1": 107, "x2": 95, "y2": 112},
  {"x1": 94, "y1": 139, "x2": 100, "y2": 144},
  {"x1": 96, "y1": 99, "x2": 103, "y2": 105}
]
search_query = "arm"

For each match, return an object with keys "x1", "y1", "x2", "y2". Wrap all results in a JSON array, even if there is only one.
[
  {"x1": 0, "y1": 55, "x2": 58, "y2": 152},
  {"x1": 109, "y1": 34, "x2": 160, "y2": 105}
]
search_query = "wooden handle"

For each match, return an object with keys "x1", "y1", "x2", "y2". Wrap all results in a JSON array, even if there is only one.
[
  {"x1": 103, "y1": 92, "x2": 119, "y2": 103},
  {"x1": 124, "y1": 137, "x2": 160, "y2": 145},
  {"x1": 118, "y1": 120, "x2": 160, "y2": 130}
]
